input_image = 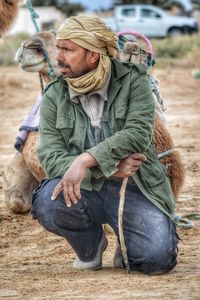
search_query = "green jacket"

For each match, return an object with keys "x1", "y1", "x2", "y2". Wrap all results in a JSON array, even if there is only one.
[{"x1": 38, "y1": 60, "x2": 176, "y2": 218}]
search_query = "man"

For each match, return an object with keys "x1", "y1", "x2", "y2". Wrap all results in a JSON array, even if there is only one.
[{"x1": 32, "y1": 15, "x2": 179, "y2": 274}]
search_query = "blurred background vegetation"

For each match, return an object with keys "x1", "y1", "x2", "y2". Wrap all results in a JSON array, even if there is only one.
[
  {"x1": 1, "y1": 32, "x2": 200, "y2": 69},
  {"x1": 30, "y1": 0, "x2": 200, "y2": 15},
  {"x1": 151, "y1": 34, "x2": 200, "y2": 68},
  {"x1": 0, "y1": 33, "x2": 29, "y2": 66},
  {"x1": 27, "y1": 0, "x2": 85, "y2": 15}
]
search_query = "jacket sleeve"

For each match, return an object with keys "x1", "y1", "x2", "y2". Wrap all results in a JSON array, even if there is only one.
[
  {"x1": 87, "y1": 71, "x2": 155, "y2": 178},
  {"x1": 37, "y1": 93, "x2": 76, "y2": 178}
]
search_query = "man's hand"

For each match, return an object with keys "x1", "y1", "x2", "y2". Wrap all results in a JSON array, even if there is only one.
[
  {"x1": 113, "y1": 153, "x2": 146, "y2": 178},
  {"x1": 51, "y1": 152, "x2": 145, "y2": 206},
  {"x1": 51, "y1": 153, "x2": 98, "y2": 207}
]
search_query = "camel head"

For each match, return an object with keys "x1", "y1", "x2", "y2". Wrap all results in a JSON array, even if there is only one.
[
  {"x1": 0, "y1": 0, "x2": 19, "y2": 35},
  {"x1": 16, "y1": 31, "x2": 59, "y2": 80}
]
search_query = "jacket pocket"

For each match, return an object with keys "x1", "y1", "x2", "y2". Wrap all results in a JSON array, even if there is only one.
[
  {"x1": 56, "y1": 115, "x2": 74, "y2": 141},
  {"x1": 144, "y1": 164, "x2": 166, "y2": 187},
  {"x1": 114, "y1": 106, "x2": 127, "y2": 131},
  {"x1": 142, "y1": 143, "x2": 167, "y2": 187}
]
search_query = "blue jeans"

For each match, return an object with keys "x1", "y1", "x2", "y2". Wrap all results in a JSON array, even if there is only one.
[{"x1": 32, "y1": 178, "x2": 179, "y2": 274}]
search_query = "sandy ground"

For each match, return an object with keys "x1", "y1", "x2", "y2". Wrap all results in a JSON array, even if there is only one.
[{"x1": 0, "y1": 66, "x2": 200, "y2": 300}]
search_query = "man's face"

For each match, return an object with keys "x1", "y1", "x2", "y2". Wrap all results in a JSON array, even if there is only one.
[{"x1": 56, "y1": 39, "x2": 95, "y2": 78}]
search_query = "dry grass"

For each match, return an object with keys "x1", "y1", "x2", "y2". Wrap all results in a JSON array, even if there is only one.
[
  {"x1": 152, "y1": 34, "x2": 200, "y2": 68},
  {"x1": 0, "y1": 33, "x2": 28, "y2": 65}
]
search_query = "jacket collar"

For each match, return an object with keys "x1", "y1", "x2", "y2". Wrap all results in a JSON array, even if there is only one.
[
  {"x1": 106, "y1": 60, "x2": 131, "y2": 111},
  {"x1": 111, "y1": 59, "x2": 131, "y2": 80}
]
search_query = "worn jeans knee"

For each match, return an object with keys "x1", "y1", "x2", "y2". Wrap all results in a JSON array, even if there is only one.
[
  {"x1": 103, "y1": 181, "x2": 179, "y2": 275},
  {"x1": 32, "y1": 178, "x2": 91, "y2": 233},
  {"x1": 32, "y1": 179, "x2": 57, "y2": 232},
  {"x1": 31, "y1": 178, "x2": 103, "y2": 261},
  {"x1": 128, "y1": 221, "x2": 179, "y2": 275}
]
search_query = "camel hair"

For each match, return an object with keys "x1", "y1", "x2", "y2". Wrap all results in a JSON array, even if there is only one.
[
  {"x1": 3, "y1": 31, "x2": 59, "y2": 213},
  {"x1": 3, "y1": 31, "x2": 184, "y2": 213},
  {"x1": 0, "y1": 0, "x2": 19, "y2": 35}
]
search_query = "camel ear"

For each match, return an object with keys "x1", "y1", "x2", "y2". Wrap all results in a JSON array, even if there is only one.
[{"x1": 49, "y1": 30, "x2": 57, "y2": 36}]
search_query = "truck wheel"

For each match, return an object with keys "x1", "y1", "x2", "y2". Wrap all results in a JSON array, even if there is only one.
[{"x1": 168, "y1": 28, "x2": 183, "y2": 37}]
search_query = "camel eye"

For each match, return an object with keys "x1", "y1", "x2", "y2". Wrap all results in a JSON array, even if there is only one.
[
  {"x1": 35, "y1": 45, "x2": 43, "y2": 52},
  {"x1": 27, "y1": 39, "x2": 44, "y2": 51}
]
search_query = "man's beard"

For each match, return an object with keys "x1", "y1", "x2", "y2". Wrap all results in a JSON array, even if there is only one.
[{"x1": 57, "y1": 60, "x2": 92, "y2": 78}]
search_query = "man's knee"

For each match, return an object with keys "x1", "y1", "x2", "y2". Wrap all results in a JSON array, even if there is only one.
[
  {"x1": 129, "y1": 237, "x2": 178, "y2": 274},
  {"x1": 131, "y1": 248, "x2": 177, "y2": 275},
  {"x1": 132, "y1": 261, "x2": 177, "y2": 275},
  {"x1": 32, "y1": 178, "x2": 59, "y2": 217},
  {"x1": 31, "y1": 179, "x2": 61, "y2": 233},
  {"x1": 31, "y1": 178, "x2": 91, "y2": 232}
]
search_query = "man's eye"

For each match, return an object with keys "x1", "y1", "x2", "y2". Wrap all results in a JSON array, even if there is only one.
[{"x1": 57, "y1": 47, "x2": 73, "y2": 52}]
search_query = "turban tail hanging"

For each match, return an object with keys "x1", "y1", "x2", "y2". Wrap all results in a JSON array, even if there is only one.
[{"x1": 57, "y1": 16, "x2": 119, "y2": 94}]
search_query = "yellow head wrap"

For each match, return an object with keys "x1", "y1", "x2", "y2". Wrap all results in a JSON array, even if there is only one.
[{"x1": 57, "y1": 15, "x2": 118, "y2": 94}]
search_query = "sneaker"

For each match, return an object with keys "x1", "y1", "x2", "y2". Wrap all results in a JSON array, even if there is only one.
[
  {"x1": 113, "y1": 240, "x2": 125, "y2": 269},
  {"x1": 73, "y1": 232, "x2": 108, "y2": 270}
]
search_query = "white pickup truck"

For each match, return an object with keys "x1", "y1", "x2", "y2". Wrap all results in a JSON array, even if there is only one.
[{"x1": 101, "y1": 4, "x2": 199, "y2": 38}]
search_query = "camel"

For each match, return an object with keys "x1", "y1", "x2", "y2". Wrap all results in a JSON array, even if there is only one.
[
  {"x1": 3, "y1": 31, "x2": 59, "y2": 212},
  {"x1": 0, "y1": 0, "x2": 19, "y2": 35},
  {"x1": 3, "y1": 30, "x2": 184, "y2": 213}
]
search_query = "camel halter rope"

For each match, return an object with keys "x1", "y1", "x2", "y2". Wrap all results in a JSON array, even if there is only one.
[{"x1": 25, "y1": 0, "x2": 55, "y2": 92}]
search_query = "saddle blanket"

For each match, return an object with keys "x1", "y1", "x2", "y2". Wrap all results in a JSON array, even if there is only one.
[{"x1": 14, "y1": 94, "x2": 42, "y2": 152}]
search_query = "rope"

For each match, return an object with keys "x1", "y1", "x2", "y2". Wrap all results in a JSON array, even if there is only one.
[
  {"x1": 41, "y1": 49, "x2": 55, "y2": 78},
  {"x1": 26, "y1": 0, "x2": 40, "y2": 32},
  {"x1": 183, "y1": 213, "x2": 200, "y2": 220},
  {"x1": 174, "y1": 214, "x2": 193, "y2": 229},
  {"x1": 25, "y1": 0, "x2": 55, "y2": 78},
  {"x1": 39, "y1": 73, "x2": 44, "y2": 94},
  {"x1": 158, "y1": 148, "x2": 174, "y2": 159}
]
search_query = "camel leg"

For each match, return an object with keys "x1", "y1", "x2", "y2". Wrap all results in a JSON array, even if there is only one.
[
  {"x1": 3, "y1": 152, "x2": 39, "y2": 213},
  {"x1": 23, "y1": 131, "x2": 46, "y2": 181}
]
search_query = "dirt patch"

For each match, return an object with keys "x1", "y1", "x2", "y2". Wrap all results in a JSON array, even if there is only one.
[{"x1": 0, "y1": 66, "x2": 200, "y2": 300}]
